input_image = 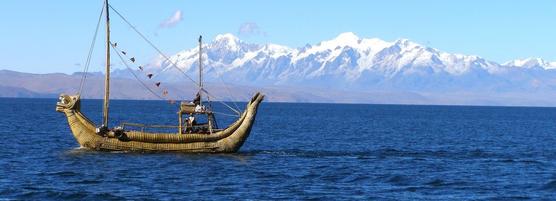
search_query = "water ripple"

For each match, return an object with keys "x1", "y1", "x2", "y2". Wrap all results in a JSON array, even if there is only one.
[{"x1": 1, "y1": 99, "x2": 556, "y2": 200}]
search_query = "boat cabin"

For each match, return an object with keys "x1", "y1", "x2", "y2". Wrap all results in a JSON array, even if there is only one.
[{"x1": 178, "y1": 101, "x2": 218, "y2": 134}]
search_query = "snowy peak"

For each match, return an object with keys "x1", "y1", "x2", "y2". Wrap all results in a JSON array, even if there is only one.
[
  {"x1": 312, "y1": 32, "x2": 383, "y2": 51},
  {"x1": 393, "y1": 38, "x2": 424, "y2": 51},
  {"x1": 211, "y1": 33, "x2": 243, "y2": 51},
  {"x1": 262, "y1": 44, "x2": 294, "y2": 58},
  {"x1": 329, "y1": 32, "x2": 360, "y2": 46},
  {"x1": 152, "y1": 33, "x2": 556, "y2": 91},
  {"x1": 162, "y1": 33, "x2": 501, "y2": 78},
  {"x1": 214, "y1": 33, "x2": 239, "y2": 41},
  {"x1": 504, "y1": 58, "x2": 556, "y2": 69}
]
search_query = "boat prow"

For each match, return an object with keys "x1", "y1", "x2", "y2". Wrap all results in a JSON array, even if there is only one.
[{"x1": 56, "y1": 93, "x2": 264, "y2": 153}]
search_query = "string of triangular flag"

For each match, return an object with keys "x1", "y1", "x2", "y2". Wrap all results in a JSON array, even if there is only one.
[{"x1": 113, "y1": 42, "x2": 175, "y2": 104}]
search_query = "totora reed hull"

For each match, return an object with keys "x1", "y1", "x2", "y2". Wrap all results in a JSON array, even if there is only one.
[{"x1": 56, "y1": 93, "x2": 264, "y2": 153}]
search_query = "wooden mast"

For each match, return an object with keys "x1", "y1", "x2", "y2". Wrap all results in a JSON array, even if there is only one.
[
  {"x1": 198, "y1": 35, "x2": 203, "y2": 105},
  {"x1": 102, "y1": 0, "x2": 111, "y2": 127},
  {"x1": 198, "y1": 35, "x2": 214, "y2": 133}
]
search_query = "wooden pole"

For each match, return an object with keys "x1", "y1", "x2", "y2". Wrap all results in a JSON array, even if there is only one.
[
  {"x1": 208, "y1": 114, "x2": 213, "y2": 134},
  {"x1": 102, "y1": 0, "x2": 111, "y2": 127},
  {"x1": 178, "y1": 111, "x2": 182, "y2": 135},
  {"x1": 198, "y1": 35, "x2": 202, "y2": 106}
]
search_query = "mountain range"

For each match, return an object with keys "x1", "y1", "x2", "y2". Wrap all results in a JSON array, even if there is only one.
[
  {"x1": 139, "y1": 32, "x2": 556, "y2": 92},
  {"x1": 2, "y1": 32, "x2": 556, "y2": 106}
]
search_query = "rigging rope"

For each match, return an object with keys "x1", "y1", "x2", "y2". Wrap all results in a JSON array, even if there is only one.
[
  {"x1": 211, "y1": 67, "x2": 241, "y2": 112},
  {"x1": 108, "y1": 5, "x2": 241, "y2": 115},
  {"x1": 110, "y1": 43, "x2": 167, "y2": 100},
  {"x1": 78, "y1": 1, "x2": 105, "y2": 95},
  {"x1": 200, "y1": 88, "x2": 241, "y2": 115},
  {"x1": 116, "y1": 45, "x2": 190, "y2": 102},
  {"x1": 108, "y1": 5, "x2": 196, "y2": 84},
  {"x1": 212, "y1": 111, "x2": 240, "y2": 117}
]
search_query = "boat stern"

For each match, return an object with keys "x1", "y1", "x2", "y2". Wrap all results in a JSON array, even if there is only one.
[{"x1": 217, "y1": 92, "x2": 265, "y2": 152}]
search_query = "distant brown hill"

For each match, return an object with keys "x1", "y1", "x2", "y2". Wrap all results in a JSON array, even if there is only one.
[
  {"x1": 0, "y1": 70, "x2": 429, "y2": 104},
  {"x1": 2, "y1": 69, "x2": 555, "y2": 106}
]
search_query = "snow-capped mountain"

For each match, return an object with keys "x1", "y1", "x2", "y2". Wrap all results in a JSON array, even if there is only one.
[
  {"x1": 503, "y1": 58, "x2": 556, "y2": 70},
  {"x1": 139, "y1": 32, "x2": 556, "y2": 93}
]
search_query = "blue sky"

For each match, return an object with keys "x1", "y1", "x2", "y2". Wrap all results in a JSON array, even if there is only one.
[{"x1": 1, "y1": 0, "x2": 555, "y2": 74}]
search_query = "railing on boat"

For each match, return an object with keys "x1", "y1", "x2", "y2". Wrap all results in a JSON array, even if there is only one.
[
  {"x1": 119, "y1": 122, "x2": 222, "y2": 134},
  {"x1": 120, "y1": 122, "x2": 179, "y2": 133}
]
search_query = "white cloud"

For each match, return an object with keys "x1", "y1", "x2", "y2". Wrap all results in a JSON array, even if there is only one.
[
  {"x1": 238, "y1": 22, "x2": 266, "y2": 36},
  {"x1": 159, "y1": 10, "x2": 183, "y2": 28},
  {"x1": 149, "y1": 54, "x2": 166, "y2": 68}
]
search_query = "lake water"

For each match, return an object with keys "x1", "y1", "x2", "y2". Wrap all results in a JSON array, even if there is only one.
[{"x1": 1, "y1": 98, "x2": 556, "y2": 200}]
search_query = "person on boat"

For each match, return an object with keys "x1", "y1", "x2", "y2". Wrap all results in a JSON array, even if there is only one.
[
  {"x1": 187, "y1": 113, "x2": 196, "y2": 133},
  {"x1": 188, "y1": 115, "x2": 196, "y2": 125},
  {"x1": 194, "y1": 104, "x2": 205, "y2": 113},
  {"x1": 183, "y1": 118, "x2": 190, "y2": 133},
  {"x1": 193, "y1": 92, "x2": 201, "y2": 105}
]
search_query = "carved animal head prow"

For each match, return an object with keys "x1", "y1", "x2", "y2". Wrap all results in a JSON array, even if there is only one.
[{"x1": 56, "y1": 94, "x2": 81, "y2": 112}]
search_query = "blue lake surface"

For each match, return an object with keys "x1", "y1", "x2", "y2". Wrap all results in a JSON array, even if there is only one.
[{"x1": 1, "y1": 98, "x2": 556, "y2": 200}]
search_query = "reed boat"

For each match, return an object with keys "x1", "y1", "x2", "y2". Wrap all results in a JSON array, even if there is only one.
[
  {"x1": 56, "y1": 0, "x2": 263, "y2": 152},
  {"x1": 56, "y1": 93, "x2": 263, "y2": 152}
]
